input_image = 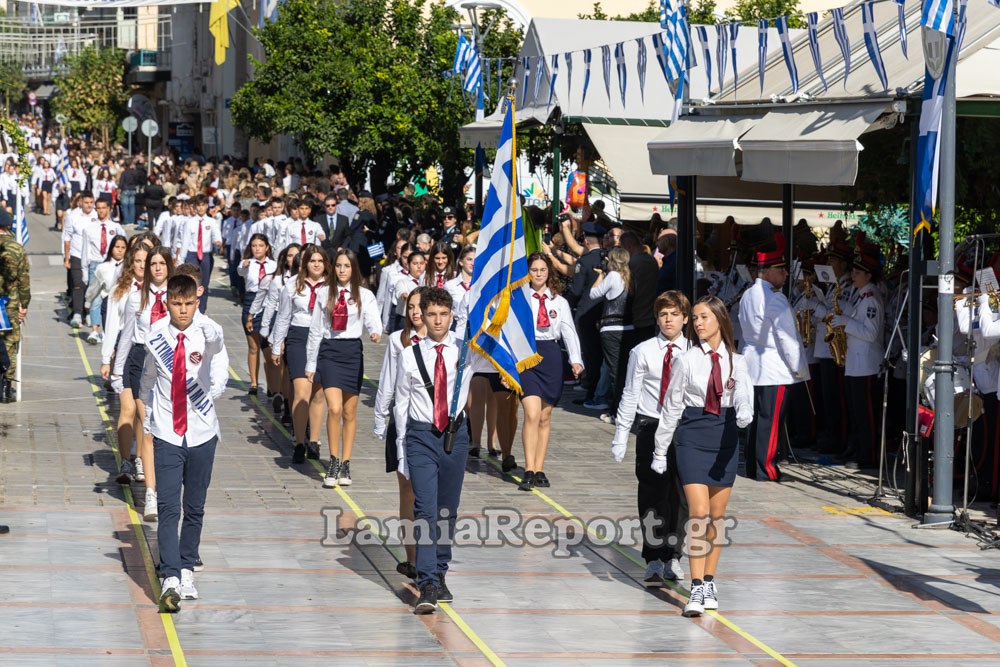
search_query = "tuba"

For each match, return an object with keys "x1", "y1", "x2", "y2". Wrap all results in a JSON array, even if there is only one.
[
  {"x1": 822, "y1": 281, "x2": 848, "y2": 367},
  {"x1": 797, "y1": 277, "x2": 815, "y2": 348}
]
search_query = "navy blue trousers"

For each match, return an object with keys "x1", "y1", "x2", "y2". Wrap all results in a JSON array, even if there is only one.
[
  {"x1": 153, "y1": 435, "x2": 218, "y2": 580},
  {"x1": 405, "y1": 420, "x2": 468, "y2": 588},
  {"x1": 184, "y1": 251, "x2": 213, "y2": 313}
]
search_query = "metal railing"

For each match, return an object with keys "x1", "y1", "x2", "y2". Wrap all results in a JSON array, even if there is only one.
[{"x1": 0, "y1": 14, "x2": 172, "y2": 80}]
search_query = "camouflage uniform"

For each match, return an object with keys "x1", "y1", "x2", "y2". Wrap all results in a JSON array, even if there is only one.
[{"x1": 0, "y1": 231, "x2": 30, "y2": 383}]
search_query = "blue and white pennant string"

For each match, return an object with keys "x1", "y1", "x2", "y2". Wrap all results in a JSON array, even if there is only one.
[
  {"x1": 776, "y1": 16, "x2": 798, "y2": 93},
  {"x1": 861, "y1": 2, "x2": 889, "y2": 91}
]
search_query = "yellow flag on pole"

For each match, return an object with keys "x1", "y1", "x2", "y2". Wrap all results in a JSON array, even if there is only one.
[{"x1": 209, "y1": 0, "x2": 240, "y2": 66}]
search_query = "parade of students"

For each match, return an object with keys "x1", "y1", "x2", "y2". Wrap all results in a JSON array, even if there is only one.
[{"x1": 305, "y1": 249, "x2": 381, "y2": 487}]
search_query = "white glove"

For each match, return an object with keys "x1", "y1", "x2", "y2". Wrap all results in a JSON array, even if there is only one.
[
  {"x1": 373, "y1": 414, "x2": 387, "y2": 441},
  {"x1": 611, "y1": 441, "x2": 627, "y2": 463},
  {"x1": 736, "y1": 407, "x2": 753, "y2": 429},
  {"x1": 830, "y1": 315, "x2": 849, "y2": 329},
  {"x1": 651, "y1": 453, "x2": 667, "y2": 474},
  {"x1": 110, "y1": 375, "x2": 124, "y2": 394}
]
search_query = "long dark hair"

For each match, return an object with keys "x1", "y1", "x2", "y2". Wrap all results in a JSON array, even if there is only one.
[
  {"x1": 694, "y1": 295, "x2": 735, "y2": 380},
  {"x1": 402, "y1": 286, "x2": 429, "y2": 348},
  {"x1": 103, "y1": 234, "x2": 128, "y2": 263},
  {"x1": 527, "y1": 252, "x2": 562, "y2": 295},
  {"x1": 113, "y1": 243, "x2": 147, "y2": 301},
  {"x1": 243, "y1": 232, "x2": 273, "y2": 260},
  {"x1": 326, "y1": 248, "x2": 363, "y2": 317},
  {"x1": 295, "y1": 243, "x2": 331, "y2": 295},
  {"x1": 274, "y1": 243, "x2": 300, "y2": 279},
  {"x1": 140, "y1": 246, "x2": 175, "y2": 311},
  {"x1": 431, "y1": 242, "x2": 456, "y2": 281}
]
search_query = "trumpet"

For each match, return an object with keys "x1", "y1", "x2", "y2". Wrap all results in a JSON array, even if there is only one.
[{"x1": 954, "y1": 291, "x2": 1000, "y2": 311}]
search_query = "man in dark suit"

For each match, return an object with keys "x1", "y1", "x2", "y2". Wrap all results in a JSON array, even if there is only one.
[{"x1": 315, "y1": 192, "x2": 351, "y2": 257}]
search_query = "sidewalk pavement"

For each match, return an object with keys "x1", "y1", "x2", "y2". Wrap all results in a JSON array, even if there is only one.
[{"x1": 4, "y1": 211, "x2": 1000, "y2": 666}]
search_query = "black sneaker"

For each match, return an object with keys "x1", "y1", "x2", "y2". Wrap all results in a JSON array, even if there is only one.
[
  {"x1": 487, "y1": 448, "x2": 500, "y2": 458},
  {"x1": 437, "y1": 574, "x2": 453, "y2": 603},
  {"x1": 501, "y1": 455, "x2": 517, "y2": 473},
  {"x1": 534, "y1": 471, "x2": 550, "y2": 488},
  {"x1": 323, "y1": 457, "x2": 340, "y2": 488},
  {"x1": 292, "y1": 443, "x2": 306, "y2": 464},
  {"x1": 468, "y1": 446, "x2": 481, "y2": 459},
  {"x1": 396, "y1": 561, "x2": 417, "y2": 579},
  {"x1": 280, "y1": 410, "x2": 292, "y2": 426},
  {"x1": 271, "y1": 393, "x2": 284, "y2": 413},
  {"x1": 518, "y1": 471, "x2": 535, "y2": 491},
  {"x1": 306, "y1": 441, "x2": 321, "y2": 460},
  {"x1": 338, "y1": 460, "x2": 352, "y2": 486},
  {"x1": 248, "y1": 386, "x2": 258, "y2": 396},
  {"x1": 0, "y1": 524, "x2": 9, "y2": 535},
  {"x1": 413, "y1": 583, "x2": 438, "y2": 614},
  {"x1": 193, "y1": 558, "x2": 204, "y2": 572}
]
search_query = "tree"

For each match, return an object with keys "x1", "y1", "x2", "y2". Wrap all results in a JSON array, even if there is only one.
[
  {"x1": 52, "y1": 47, "x2": 130, "y2": 146},
  {"x1": 231, "y1": 0, "x2": 522, "y2": 201},
  {"x1": 579, "y1": 0, "x2": 718, "y2": 24},
  {"x1": 0, "y1": 63, "x2": 25, "y2": 115},
  {"x1": 724, "y1": 0, "x2": 805, "y2": 28}
]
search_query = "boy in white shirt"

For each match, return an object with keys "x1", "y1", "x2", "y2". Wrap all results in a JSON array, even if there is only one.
[{"x1": 139, "y1": 274, "x2": 228, "y2": 612}]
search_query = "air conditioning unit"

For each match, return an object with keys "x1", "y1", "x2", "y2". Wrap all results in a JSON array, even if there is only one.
[{"x1": 52, "y1": 12, "x2": 72, "y2": 23}]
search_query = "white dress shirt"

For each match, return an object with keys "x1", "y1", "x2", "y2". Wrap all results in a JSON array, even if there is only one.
[
  {"x1": 613, "y1": 334, "x2": 691, "y2": 446},
  {"x1": 175, "y1": 215, "x2": 222, "y2": 258},
  {"x1": 139, "y1": 318, "x2": 229, "y2": 447},
  {"x1": 445, "y1": 274, "x2": 473, "y2": 307},
  {"x1": 525, "y1": 286, "x2": 583, "y2": 366},
  {"x1": 101, "y1": 279, "x2": 141, "y2": 365},
  {"x1": 62, "y1": 208, "x2": 97, "y2": 259},
  {"x1": 249, "y1": 216, "x2": 270, "y2": 241},
  {"x1": 304, "y1": 285, "x2": 380, "y2": 373},
  {"x1": 394, "y1": 272, "x2": 425, "y2": 315},
  {"x1": 378, "y1": 262, "x2": 405, "y2": 330},
  {"x1": 281, "y1": 218, "x2": 324, "y2": 250},
  {"x1": 373, "y1": 330, "x2": 422, "y2": 439},
  {"x1": 271, "y1": 279, "x2": 329, "y2": 353},
  {"x1": 113, "y1": 285, "x2": 170, "y2": 377},
  {"x1": 153, "y1": 211, "x2": 173, "y2": 245},
  {"x1": 237, "y1": 257, "x2": 278, "y2": 294},
  {"x1": 957, "y1": 295, "x2": 1000, "y2": 394},
  {"x1": 393, "y1": 333, "x2": 474, "y2": 459},
  {"x1": 738, "y1": 278, "x2": 808, "y2": 385},
  {"x1": 80, "y1": 218, "x2": 126, "y2": 269},
  {"x1": 837, "y1": 281, "x2": 884, "y2": 378},
  {"x1": 253, "y1": 273, "x2": 289, "y2": 338},
  {"x1": 85, "y1": 259, "x2": 123, "y2": 306},
  {"x1": 653, "y1": 341, "x2": 754, "y2": 457},
  {"x1": 267, "y1": 214, "x2": 290, "y2": 249}
]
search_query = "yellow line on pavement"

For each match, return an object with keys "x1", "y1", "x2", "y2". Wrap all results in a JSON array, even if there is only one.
[
  {"x1": 227, "y1": 367, "x2": 506, "y2": 667},
  {"x1": 74, "y1": 335, "x2": 188, "y2": 667}
]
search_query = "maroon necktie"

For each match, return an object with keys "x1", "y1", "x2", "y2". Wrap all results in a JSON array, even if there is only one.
[
  {"x1": 307, "y1": 282, "x2": 321, "y2": 310},
  {"x1": 134, "y1": 281, "x2": 142, "y2": 291},
  {"x1": 100, "y1": 224, "x2": 107, "y2": 256},
  {"x1": 436, "y1": 273, "x2": 445, "y2": 288},
  {"x1": 533, "y1": 293, "x2": 550, "y2": 327},
  {"x1": 172, "y1": 333, "x2": 187, "y2": 436},
  {"x1": 411, "y1": 335, "x2": 420, "y2": 344},
  {"x1": 150, "y1": 290, "x2": 166, "y2": 323},
  {"x1": 331, "y1": 289, "x2": 348, "y2": 331},
  {"x1": 300, "y1": 223, "x2": 306, "y2": 245},
  {"x1": 461, "y1": 281, "x2": 470, "y2": 291},
  {"x1": 658, "y1": 344, "x2": 674, "y2": 408},
  {"x1": 196, "y1": 221, "x2": 204, "y2": 261},
  {"x1": 433, "y1": 344, "x2": 448, "y2": 431},
  {"x1": 257, "y1": 261, "x2": 266, "y2": 282},
  {"x1": 705, "y1": 350, "x2": 723, "y2": 416}
]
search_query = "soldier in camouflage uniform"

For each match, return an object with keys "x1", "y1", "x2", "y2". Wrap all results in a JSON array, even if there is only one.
[{"x1": 0, "y1": 209, "x2": 30, "y2": 403}]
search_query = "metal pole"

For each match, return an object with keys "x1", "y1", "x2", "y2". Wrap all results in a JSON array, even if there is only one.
[
  {"x1": 924, "y1": 37, "x2": 958, "y2": 526},
  {"x1": 128, "y1": 130, "x2": 132, "y2": 157},
  {"x1": 147, "y1": 131, "x2": 153, "y2": 177},
  {"x1": 676, "y1": 175, "x2": 697, "y2": 300},
  {"x1": 782, "y1": 184, "x2": 794, "y2": 299},
  {"x1": 550, "y1": 139, "x2": 560, "y2": 229},
  {"x1": 905, "y1": 114, "x2": 922, "y2": 517}
]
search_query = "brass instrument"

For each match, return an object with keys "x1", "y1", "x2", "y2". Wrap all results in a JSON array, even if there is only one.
[
  {"x1": 954, "y1": 291, "x2": 1000, "y2": 311},
  {"x1": 796, "y1": 277, "x2": 815, "y2": 347},
  {"x1": 822, "y1": 281, "x2": 848, "y2": 367}
]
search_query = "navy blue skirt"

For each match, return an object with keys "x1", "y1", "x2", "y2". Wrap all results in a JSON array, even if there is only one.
[
  {"x1": 124, "y1": 343, "x2": 147, "y2": 394},
  {"x1": 674, "y1": 406, "x2": 739, "y2": 487},
  {"x1": 241, "y1": 290, "x2": 264, "y2": 336},
  {"x1": 284, "y1": 325, "x2": 312, "y2": 381},
  {"x1": 316, "y1": 338, "x2": 363, "y2": 393},
  {"x1": 520, "y1": 340, "x2": 564, "y2": 405}
]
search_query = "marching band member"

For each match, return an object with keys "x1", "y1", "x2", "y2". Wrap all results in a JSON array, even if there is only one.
[
  {"x1": 612, "y1": 290, "x2": 692, "y2": 585},
  {"x1": 738, "y1": 235, "x2": 807, "y2": 482},
  {"x1": 653, "y1": 296, "x2": 753, "y2": 617},
  {"x1": 815, "y1": 241, "x2": 854, "y2": 455}
]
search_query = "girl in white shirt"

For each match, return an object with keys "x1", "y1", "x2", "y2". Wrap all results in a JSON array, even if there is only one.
[
  {"x1": 84, "y1": 234, "x2": 127, "y2": 345},
  {"x1": 391, "y1": 250, "x2": 428, "y2": 332},
  {"x1": 93, "y1": 167, "x2": 117, "y2": 206},
  {"x1": 373, "y1": 287, "x2": 427, "y2": 579},
  {"x1": 518, "y1": 254, "x2": 583, "y2": 491},
  {"x1": 376, "y1": 239, "x2": 410, "y2": 333},
  {"x1": 254, "y1": 243, "x2": 300, "y2": 417},
  {"x1": 270, "y1": 244, "x2": 330, "y2": 464},
  {"x1": 305, "y1": 249, "x2": 381, "y2": 488},
  {"x1": 101, "y1": 244, "x2": 148, "y2": 487},
  {"x1": 429, "y1": 242, "x2": 455, "y2": 289},
  {"x1": 653, "y1": 296, "x2": 753, "y2": 618},
  {"x1": 237, "y1": 233, "x2": 277, "y2": 397},
  {"x1": 445, "y1": 246, "x2": 474, "y2": 311}
]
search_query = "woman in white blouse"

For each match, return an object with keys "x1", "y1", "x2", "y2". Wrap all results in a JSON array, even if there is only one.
[
  {"x1": 83, "y1": 234, "x2": 127, "y2": 345},
  {"x1": 653, "y1": 296, "x2": 753, "y2": 618},
  {"x1": 305, "y1": 249, "x2": 381, "y2": 488},
  {"x1": 254, "y1": 243, "x2": 301, "y2": 419},
  {"x1": 517, "y1": 253, "x2": 583, "y2": 491},
  {"x1": 93, "y1": 167, "x2": 117, "y2": 206},
  {"x1": 589, "y1": 247, "x2": 633, "y2": 421},
  {"x1": 237, "y1": 233, "x2": 276, "y2": 398}
]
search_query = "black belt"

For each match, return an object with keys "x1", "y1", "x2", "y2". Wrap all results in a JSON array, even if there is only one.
[{"x1": 408, "y1": 413, "x2": 466, "y2": 438}]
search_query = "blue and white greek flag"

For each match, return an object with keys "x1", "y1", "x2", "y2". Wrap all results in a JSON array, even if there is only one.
[
  {"x1": 258, "y1": 0, "x2": 280, "y2": 27},
  {"x1": 0, "y1": 297, "x2": 10, "y2": 331},
  {"x1": 564, "y1": 52, "x2": 573, "y2": 100},
  {"x1": 366, "y1": 242, "x2": 385, "y2": 260},
  {"x1": 463, "y1": 43, "x2": 482, "y2": 95},
  {"x1": 758, "y1": 20, "x2": 768, "y2": 94},
  {"x1": 897, "y1": 0, "x2": 909, "y2": 58},
  {"x1": 533, "y1": 56, "x2": 544, "y2": 104},
  {"x1": 807, "y1": 12, "x2": 828, "y2": 91},
  {"x1": 716, "y1": 24, "x2": 728, "y2": 95},
  {"x1": 15, "y1": 192, "x2": 28, "y2": 247},
  {"x1": 832, "y1": 8, "x2": 852, "y2": 88},
  {"x1": 989, "y1": 0, "x2": 999, "y2": 8},
  {"x1": 520, "y1": 57, "x2": 530, "y2": 106},
  {"x1": 636, "y1": 37, "x2": 648, "y2": 100},
  {"x1": 914, "y1": 36, "x2": 955, "y2": 235},
  {"x1": 468, "y1": 100, "x2": 540, "y2": 393},
  {"x1": 729, "y1": 23, "x2": 740, "y2": 91},
  {"x1": 660, "y1": 0, "x2": 687, "y2": 83},
  {"x1": 653, "y1": 33, "x2": 670, "y2": 84},
  {"x1": 921, "y1": 0, "x2": 955, "y2": 35},
  {"x1": 696, "y1": 26, "x2": 712, "y2": 93},
  {"x1": 601, "y1": 45, "x2": 612, "y2": 103},
  {"x1": 777, "y1": 16, "x2": 798, "y2": 93},
  {"x1": 453, "y1": 34, "x2": 471, "y2": 78},
  {"x1": 582, "y1": 49, "x2": 592, "y2": 104},
  {"x1": 56, "y1": 139, "x2": 69, "y2": 186},
  {"x1": 614, "y1": 42, "x2": 627, "y2": 105},
  {"x1": 957, "y1": 0, "x2": 969, "y2": 51},
  {"x1": 548, "y1": 54, "x2": 559, "y2": 106},
  {"x1": 862, "y1": 3, "x2": 889, "y2": 91}
]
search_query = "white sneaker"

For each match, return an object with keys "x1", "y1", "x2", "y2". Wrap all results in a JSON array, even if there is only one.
[
  {"x1": 70, "y1": 314, "x2": 82, "y2": 328},
  {"x1": 86, "y1": 331, "x2": 100, "y2": 345},
  {"x1": 666, "y1": 558, "x2": 685, "y2": 581},
  {"x1": 179, "y1": 568, "x2": 199, "y2": 600},
  {"x1": 643, "y1": 560, "x2": 666, "y2": 587},
  {"x1": 599, "y1": 413, "x2": 615, "y2": 425},
  {"x1": 683, "y1": 583, "x2": 705, "y2": 617},
  {"x1": 133, "y1": 457, "x2": 145, "y2": 482},
  {"x1": 702, "y1": 581, "x2": 718, "y2": 610},
  {"x1": 143, "y1": 489, "x2": 158, "y2": 522},
  {"x1": 159, "y1": 576, "x2": 181, "y2": 613}
]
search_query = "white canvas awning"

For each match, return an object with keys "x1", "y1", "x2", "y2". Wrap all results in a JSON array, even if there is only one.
[
  {"x1": 737, "y1": 102, "x2": 891, "y2": 186},
  {"x1": 647, "y1": 116, "x2": 760, "y2": 178}
]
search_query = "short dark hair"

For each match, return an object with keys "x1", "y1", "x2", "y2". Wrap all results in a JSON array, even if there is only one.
[
  {"x1": 167, "y1": 274, "x2": 198, "y2": 300},
  {"x1": 655, "y1": 290, "x2": 691, "y2": 318},
  {"x1": 422, "y1": 287, "x2": 453, "y2": 312}
]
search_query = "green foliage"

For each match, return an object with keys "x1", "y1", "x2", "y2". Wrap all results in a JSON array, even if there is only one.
[
  {"x1": 725, "y1": 0, "x2": 805, "y2": 28},
  {"x1": 0, "y1": 63, "x2": 25, "y2": 115},
  {"x1": 52, "y1": 47, "x2": 130, "y2": 146},
  {"x1": 231, "y1": 0, "x2": 522, "y2": 202}
]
